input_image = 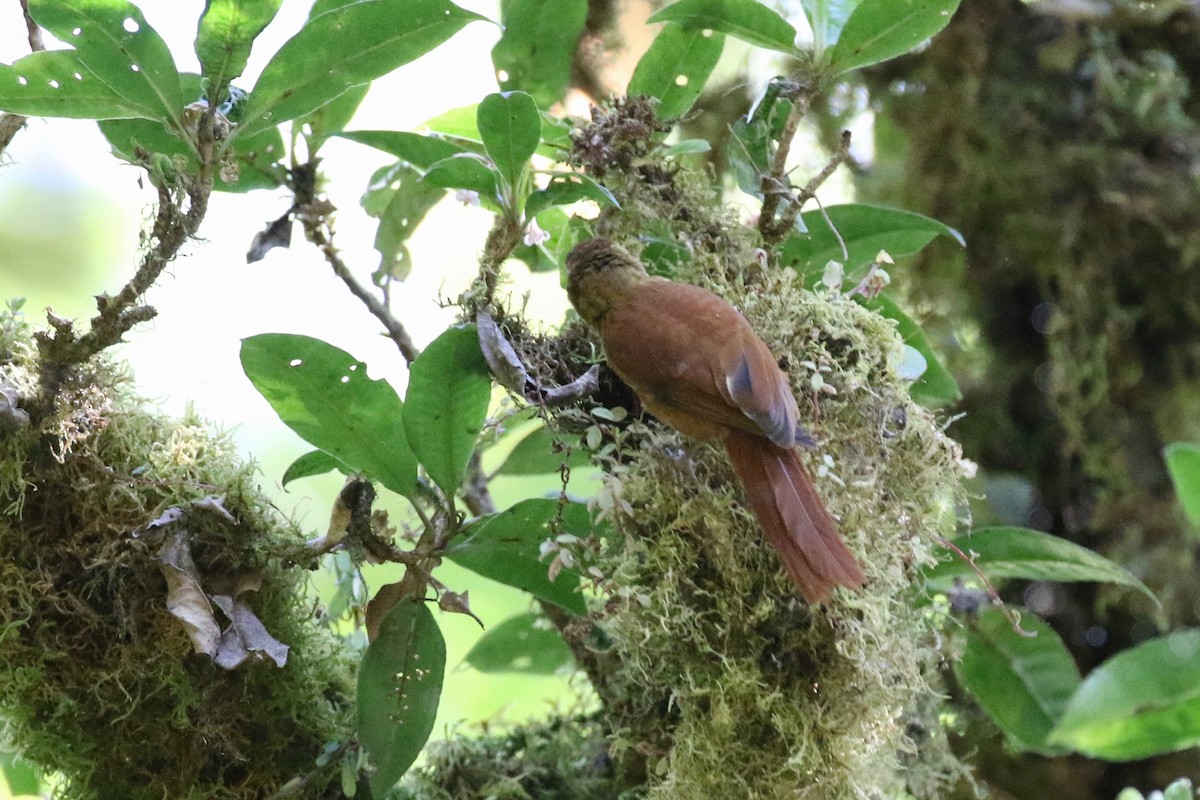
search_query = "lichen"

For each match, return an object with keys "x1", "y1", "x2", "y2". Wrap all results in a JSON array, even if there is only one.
[{"x1": 0, "y1": 305, "x2": 355, "y2": 799}]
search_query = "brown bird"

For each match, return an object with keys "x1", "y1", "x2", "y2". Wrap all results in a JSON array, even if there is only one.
[{"x1": 566, "y1": 238, "x2": 865, "y2": 603}]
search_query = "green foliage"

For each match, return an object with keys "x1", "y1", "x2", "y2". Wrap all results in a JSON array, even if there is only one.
[
  {"x1": 648, "y1": 0, "x2": 799, "y2": 54},
  {"x1": 446, "y1": 499, "x2": 591, "y2": 615},
  {"x1": 627, "y1": 23, "x2": 726, "y2": 121},
  {"x1": 402, "y1": 325, "x2": 492, "y2": 500},
  {"x1": 864, "y1": 294, "x2": 961, "y2": 407},
  {"x1": 0, "y1": 50, "x2": 153, "y2": 119},
  {"x1": 27, "y1": 0, "x2": 184, "y2": 123},
  {"x1": 358, "y1": 600, "x2": 446, "y2": 797},
  {"x1": 493, "y1": 423, "x2": 591, "y2": 476},
  {"x1": 926, "y1": 526, "x2": 1157, "y2": 603},
  {"x1": 464, "y1": 611, "x2": 575, "y2": 674},
  {"x1": 780, "y1": 203, "x2": 964, "y2": 282},
  {"x1": 100, "y1": 74, "x2": 285, "y2": 192},
  {"x1": 236, "y1": 0, "x2": 486, "y2": 139},
  {"x1": 477, "y1": 91, "x2": 542, "y2": 205},
  {"x1": 240, "y1": 333, "x2": 418, "y2": 499},
  {"x1": 955, "y1": 608, "x2": 1081, "y2": 754},
  {"x1": 826, "y1": 0, "x2": 963, "y2": 75},
  {"x1": 1049, "y1": 630, "x2": 1200, "y2": 760},
  {"x1": 366, "y1": 163, "x2": 446, "y2": 281},
  {"x1": 1164, "y1": 442, "x2": 1200, "y2": 529},
  {"x1": 195, "y1": 0, "x2": 282, "y2": 93},
  {"x1": 281, "y1": 449, "x2": 343, "y2": 487},
  {"x1": 491, "y1": 0, "x2": 588, "y2": 108}
]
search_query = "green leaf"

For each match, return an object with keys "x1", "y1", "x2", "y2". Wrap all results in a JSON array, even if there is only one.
[
  {"x1": 421, "y1": 153, "x2": 500, "y2": 198},
  {"x1": 495, "y1": 423, "x2": 591, "y2": 475},
  {"x1": 491, "y1": 0, "x2": 588, "y2": 108},
  {"x1": 403, "y1": 325, "x2": 492, "y2": 498},
  {"x1": 627, "y1": 23, "x2": 725, "y2": 121},
  {"x1": 357, "y1": 599, "x2": 445, "y2": 796},
  {"x1": 801, "y1": 0, "x2": 861, "y2": 53},
  {"x1": 446, "y1": 498, "x2": 591, "y2": 614},
  {"x1": 862, "y1": 294, "x2": 960, "y2": 407},
  {"x1": 0, "y1": 50, "x2": 148, "y2": 119},
  {"x1": 1049, "y1": 630, "x2": 1200, "y2": 760},
  {"x1": 956, "y1": 607, "x2": 1081, "y2": 754},
  {"x1": 525, "y1": 173, "x2": 619, "y2": 218},
  {"x1": 337, "y1": 130, "x2": 472, "y2": 171},
  {"x1": 662, "y1": 138, "x2": 712, "y2": 156},
  {"x1": 238, "y1": 0, "x2": 487, "y2": 138},
  {"x1": 240, "y1": 334, "x2": 418, "y2": 498},
  {"x1": 464, "y1": 611, "x2": 575, "y2": 674},
  {"x1": 99, "y1": 74, "x2": 285, "y2": 192},
  {"x1": 1164, "y1": 443, "x2": 1200, "y2": 529},
  {"x1": 196, "y1": 0, "x2": 282, "y2": 91},
  {"x1": 27, "y1": 0, "x2": 183, "y2": 124},
  {"x1": 780, "y1": 203, "x2": 964, "y2": 282},
  {"x1": 477, "y1": 91, "x2": 542, "y2": 192},
  {"x1": 828, "y1": 0, "x2": 962, "y2": 75},
  {"x1": 926, "y1": 527, "x2": 1158, "y2": 604},
  {"x1": 421, "y1": 103, "x2": 482, "y2": 141},
  {"x1": 365, "y1": 162, "x2": 445, "y2": 281},
  {"x1": 296, "y1": 83, "x2": 369, "y2": 148},
  {"x1": 281, "y1": 449, "x2": 344, "y2": 487},
  {"x1": 728, "y1": 115, "x2": 772, "y2": 196},
  {"x1": 648, "y1": 0, "x2": 798, "y2": 54},
  {"x1": 0, "y1": 751, "x2": 39, "y2": 795}
]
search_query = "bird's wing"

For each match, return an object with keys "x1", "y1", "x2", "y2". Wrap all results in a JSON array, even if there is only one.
[{"x1": 601, "y1": 279, "x2": 800, "y2": 447}]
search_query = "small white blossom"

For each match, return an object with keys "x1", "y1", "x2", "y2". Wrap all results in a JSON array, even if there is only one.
[
  {"x1": 454, "y1": 188, "x2": 480, "y2": 207},
  {"x1": 958, "y1": 458, "x2": 979, "y2": 479},
  {"x1": 821, "y1": 260, "x2": 844, "y2": 291},
  {"x1": 523, "y1": 218, "x2": 551, "y2": 247}
]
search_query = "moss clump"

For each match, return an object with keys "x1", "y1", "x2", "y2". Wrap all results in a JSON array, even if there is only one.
[
  {"x1": 586, "y1": 270, "x2": 968, "y2": 800},
  {"x1": 0, "y1": 308, "x2": 354, "y2": 799},
  {"x1": 394, "y1": 716, "x2": 622, "y2": 800}
]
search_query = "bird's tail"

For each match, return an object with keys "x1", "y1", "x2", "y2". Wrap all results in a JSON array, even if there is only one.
[{"x1": 724, "y1": 429, "x2": 865, "y2": 603}]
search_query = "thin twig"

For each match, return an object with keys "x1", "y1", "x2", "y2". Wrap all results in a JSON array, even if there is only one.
[
  {"x1": 0, "y1": 1, "x2": 46, "y2": 159},
  {"x1": 757, "y1": 85, "x2": 816, "y2": 243},
  {"x1": 295, "y1": 205, "x2": 420, "y2": 365}
]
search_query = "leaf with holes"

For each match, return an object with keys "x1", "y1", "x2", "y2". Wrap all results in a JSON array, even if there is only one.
[
  {"x1": 196, "y1": 0, "x2": 282, "y2": 91},
  {"x1": 628, "y1": 23, "x2": 725, "y2": 121},
  {"x1": 828, "y1": 0, "x2": 961, "y2": 75},
  {"x1": 238, "y1": 0, "x2": 487, "y2": 138},
  {"x1": 446, "y1": 498, "x2": 592, "y2": 614},
  {"x1": 956, "y1": 607, "x2": 1080, "y2": 754},
  {"x1": 402, "y1": 325, "x2": 492, "y2": 499},
  {"x1": 241, "y1": 334, "x2": 418, "y2": 498},
  {"x1": 477, "y1": 91, "x2": 541, "y2": 193},
  {"x1": 365, "y1": 162, "x2": 445, "y2": 281},
  {"x1": 648, "y1": 0, "x2": 797, "y2": 54},
  {"x1": 465, "y1": 611, "x2": 574, "y2": 674},
  {"x1": 357, "y1": 599, "x2": 445, "y2": 796},
  {"x1": 28, "y1": 0, "x2": 183, "y2": 125},
  {"x1": 491, "y1": 0, "x2": 587, "y2": 108},
  {"x1": 0, "y1": 50, "x2": 146, "y2": 119}
]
